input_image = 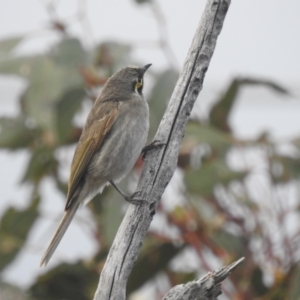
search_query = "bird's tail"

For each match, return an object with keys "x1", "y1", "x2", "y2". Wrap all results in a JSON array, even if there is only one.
[{"x1": 40, "y1": 203, "x2": 80, "y2": 267}]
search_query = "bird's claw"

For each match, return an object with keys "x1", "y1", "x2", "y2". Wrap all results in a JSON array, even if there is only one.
[
  {"x1": 124, "y1": 191, "x2": 146, "y2": 205},
  {"x1": 142, "y1": 140, "x2": 166, "y2": 160}
]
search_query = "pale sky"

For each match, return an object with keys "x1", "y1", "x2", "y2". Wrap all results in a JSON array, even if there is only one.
[{"x1": 1, "y1": 0, "x2": 300, "y2": 292}]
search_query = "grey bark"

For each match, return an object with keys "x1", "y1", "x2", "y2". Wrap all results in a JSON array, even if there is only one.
[
  {"x1": 162, "y1": 258, "x2": 245, "y2": 300},
  {"x1": 93, "y1": 0, "x2": 232, "y2": 299}
]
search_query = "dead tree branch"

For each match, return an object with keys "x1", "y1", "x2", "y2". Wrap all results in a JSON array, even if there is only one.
[
  {"x1": 163, "y1": 258, "x2": 245, "y2": 300},
  {"x1": 93, "y1": 1, "x2": 232, "y2": 299}
]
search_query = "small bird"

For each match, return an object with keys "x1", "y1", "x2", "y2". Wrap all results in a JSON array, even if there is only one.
[{"x1": 40, "y1": 64, "x2": 151, "y2": 266}]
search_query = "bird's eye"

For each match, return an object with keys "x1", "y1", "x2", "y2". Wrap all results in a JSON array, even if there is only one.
[{"x1": 134, "y1": 78, "x2": 143, "y2": 94}]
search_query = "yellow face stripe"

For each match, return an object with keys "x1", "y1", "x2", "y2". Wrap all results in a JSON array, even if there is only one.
[{"x1": 135, "y1": 78, "x2": 143, "y2": 93}]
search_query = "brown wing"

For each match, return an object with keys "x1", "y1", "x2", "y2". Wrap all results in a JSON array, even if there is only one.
[{"x1": 65, "y1": 101, "x2": 119, "y2": 209}]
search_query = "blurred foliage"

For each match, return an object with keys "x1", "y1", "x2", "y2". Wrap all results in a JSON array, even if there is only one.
[
  {"x1": 209, "y1": 78, "x2": 290, "y2": 132},
  {"x1": 185, "y1": 159, "x2": 247, "y2": 197},
  {"x1": 127, "y1": 240, "x2": 185, "y2": 294},
  {"x1": 1, "y1": 3, "x2": 300, "y2": 300},
  {"x1": 0, "y1": 197, "x2": 39, "y2": 271},
  {"x1": 0, "y1": 282, "x2": 32, "y2": 300},
  {"x1": 30, "y1": 261, "x2": 98, "y2": 300}
]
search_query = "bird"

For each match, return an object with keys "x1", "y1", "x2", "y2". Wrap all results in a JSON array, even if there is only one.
[{"x1": 40, "y1": 64, "x2": 151, "y2": 266}]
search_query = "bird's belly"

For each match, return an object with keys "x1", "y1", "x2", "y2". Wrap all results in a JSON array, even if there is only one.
[
  {"x1": 109, "y1": 119, "x2": 147, "y2": 181},
  {"x1": 89, "y1": 104, "x2": 149, "y2": 184}
]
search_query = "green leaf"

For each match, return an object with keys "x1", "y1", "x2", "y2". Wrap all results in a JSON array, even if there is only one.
[
  {"x1": 56, "y1": 87, "x2": 86, "y2": 143},
  {"x1": 0, "y1": 36, "x2": 23, "y2": 54},
  {"x1": 241, "y1": 78, "x2": 290, "y2": 95},
  {"x1": 21, "y1": 56, "x2": 83, "y2": 130},
  {"x1": 209, "y1": 79, "x2": 240, "y2": 132},
  {"x1": 0, "y1": 116, "x2": 40, "y2": 150},
  {"x1": 87, "y1": 184, "x2": 126, "y2": 248},
  {"x1": 0, "y1": 197, "x2": 39, "y2": 271},
  {"x1": 87, "y1": 188, "x2": 123, "y2": 247},
  {"x1": 185, "y1": 159, "x2": 247, "y2": 197},
  {"x1": 0, "y1": 38, "x2": 87, "y2": 76},
  {"x1": 184, "y1": 121, "x2": 233, "y2": 154},
  {"x1": 92, "y1": 180, "x2": 130, "y2": 246},
  {"x1": 0, "y1": 38, "x2": 86, "y2": 130},
  {"x1": 100, "y1": 191, "x2": 124, "y2": 245},
  {"x1": 209, "y1": 78, "x2": 290, "y2": 132},
  {"x1": 148, "y1": 69, "x2": 178, "y2": 139},
  {"x1": 29, "y1": 261, "x2": 98, "y2": 300},
  {"x1": 22, "y1": 147, "x2": 58, "y2": 183},
  {"x1": 0, "y1": 55, "x2": 35, "y2": 76},
  {"x1": 0, "y1": 55, "x2": 84, "y2": 129},
  {"x1": 51, "y1": 38, "x2": 88, "y2": 66},
  {"x1": 251, "y1": 267, "x2": 269, "y2": 296}
]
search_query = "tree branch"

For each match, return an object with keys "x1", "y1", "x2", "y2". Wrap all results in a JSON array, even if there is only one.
[
  {"x1": 163, "y1": 258, "x2": 245, "y2": 300},
  {"x1": 93, "y1": 1, "x2": 231, "y2": 299}
]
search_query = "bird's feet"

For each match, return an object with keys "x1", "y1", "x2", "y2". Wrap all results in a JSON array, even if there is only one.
[
  {"x1": 142, "y1": 140, "x2": 166, "y2": 160},
  {"x1": 109, "y1": 180, "x2": 146, "y2": 205},
  {"x1": 123, "y1": 191, "x2": 146, "y2": 205}
]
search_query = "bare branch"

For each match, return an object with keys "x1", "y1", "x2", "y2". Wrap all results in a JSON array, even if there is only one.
[
  {"x1": 93, "y1": 1, "x2": 231, "y2": 299},
  {"x1": 163, "y1": 258, "x2": 245, "y2": 300}
]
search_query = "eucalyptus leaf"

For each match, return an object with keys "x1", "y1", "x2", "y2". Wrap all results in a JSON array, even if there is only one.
[
  {"x1": 100, "y1": 182, "x2": 128, "y2": 246},
  {"x1": 184, "y1": 121, "x2": 233, "y2": 154},
  {"x1": 185, "y1": 159, "x2": 247, "y2": 197},
  {"x1": 56, "y1": 87, "x2": 86, "y2": 143},
  {"x1": 0, "y1": 38, "x2": 86, "y2": 130},
  {"x1": 87, "y1": 184, "x2": 124, "y2": 247},
  {"x1": 0, "y1": 55, "x2": 37, "y2": 77},
  {"x1": 22, "y1": 56, "x2": 83, "y2": 130},
  {"x1": 51, "y1": 38, "x2": 88, "y2": 66},
  {"x1": 0, "y1": 197, "x2": 39, "y2": 271},
  {"x1": 22, "y1": 147, "x2": 58, "y2": 183},
  {"x1": 0, "y1": 116, "x2": 40, "y2": 150},
  {"x1": 209, "y1": 78, "x2": 290, "y2": 132}
]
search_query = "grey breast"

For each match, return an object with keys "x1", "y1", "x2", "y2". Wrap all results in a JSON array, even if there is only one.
[{"x1": 90, "y1": 94, "x2": 149, "y2": 183}]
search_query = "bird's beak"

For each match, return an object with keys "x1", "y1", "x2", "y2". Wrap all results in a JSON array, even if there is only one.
[{"x1": 142, "y1": 63, "x2": 152, "y2": 74}]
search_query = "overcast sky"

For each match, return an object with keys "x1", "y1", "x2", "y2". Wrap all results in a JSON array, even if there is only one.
[
  {"x1": 1, "y1": 0, "x2": 300, "y2": 291},
  {"x1": 1, "y1": 0, "x2": 300, "y2": 82}
]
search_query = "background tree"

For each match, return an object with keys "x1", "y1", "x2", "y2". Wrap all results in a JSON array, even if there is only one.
[{"x1": 1, "y1": 1, "x2": 300, "y2": 299}]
